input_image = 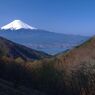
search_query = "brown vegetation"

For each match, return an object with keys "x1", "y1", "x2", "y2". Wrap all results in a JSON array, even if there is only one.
[{"x1": 0, "y1": 37, "x2": 95, "y2": 95}]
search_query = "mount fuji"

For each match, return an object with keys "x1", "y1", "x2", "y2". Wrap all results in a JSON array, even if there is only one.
[
  {"x1": 0, "y1": 20, "x2": 89, "y2": 54},
  {"x1": 1, "y1": 20, "x2": 36, "y2": 30}
]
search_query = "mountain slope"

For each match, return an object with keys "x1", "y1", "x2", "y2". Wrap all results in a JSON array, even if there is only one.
[
  {"x1": 0, "y1": 37, "x2": 50, "y2": 61},
  {"x1": 50, "y1": 36, "x2": 95, "y2": 95},
  {"x1": 0, "y1": 36, "x2": 94, "y2": 95},
  {"x1": 56, "y1": 36, "x2": 95, "y2": 63},
  {"x1": 14, "y1": 36, "x2": 94, "y2": 95}
]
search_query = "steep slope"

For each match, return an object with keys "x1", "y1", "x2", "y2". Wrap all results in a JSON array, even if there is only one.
[
  {"x1": 56, "y1": 36, "x2": 95, "y2": 64},
  {"x1": 51, "y1": 36, "x2": 95, "y2": 95},
  {"x1": 0, "y1": 37, "x2": 50, "y2": 61},
  {"x1": 13, "y1": 36, "x2": 95, "y2": 95},
  {"x1": 0, "y1": 36, "x2": 94, "y2": 95}
]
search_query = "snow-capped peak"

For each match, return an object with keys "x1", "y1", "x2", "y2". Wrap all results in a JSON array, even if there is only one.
[{"x1": 1, "y1": 20, "x2": 37, "y2": 30}]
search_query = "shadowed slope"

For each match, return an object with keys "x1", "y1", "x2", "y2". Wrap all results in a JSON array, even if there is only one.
[{"x1": 0, "y1": 37, "x2": 50, "y2": 61}]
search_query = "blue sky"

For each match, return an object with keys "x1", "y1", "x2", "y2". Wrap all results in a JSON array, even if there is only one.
[{"x1": 0, "y1": 0, "x2": 95, "y2": 36}]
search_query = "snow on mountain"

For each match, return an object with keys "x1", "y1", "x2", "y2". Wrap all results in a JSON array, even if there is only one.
[
  {"x1": 0, "y1": 20, "x2": 89, "y2": 54},
  {"x1": 1, "y1": 20, "x2": 37, "y2": 30}
]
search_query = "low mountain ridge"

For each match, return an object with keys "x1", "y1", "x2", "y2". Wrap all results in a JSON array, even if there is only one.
[
  {"x1": 0, "y1": 37, "x2": 50, "y2": 61},
  {"x1": 0, "y1": 29, "x2": 88, "y2": 54}
]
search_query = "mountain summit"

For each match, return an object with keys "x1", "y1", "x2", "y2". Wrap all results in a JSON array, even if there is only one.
[{"x1": 1, "y1": 20, "x2": 36, "y2": 30}]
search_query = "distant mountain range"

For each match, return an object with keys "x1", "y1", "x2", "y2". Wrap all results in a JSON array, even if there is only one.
[{"x1": 0, "y1": 20, "x2": 89, "y2": 54}]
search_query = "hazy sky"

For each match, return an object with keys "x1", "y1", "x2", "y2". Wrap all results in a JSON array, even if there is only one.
[{"x1": 0, "y1": 0, "x2": 95, "y2": 36}]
